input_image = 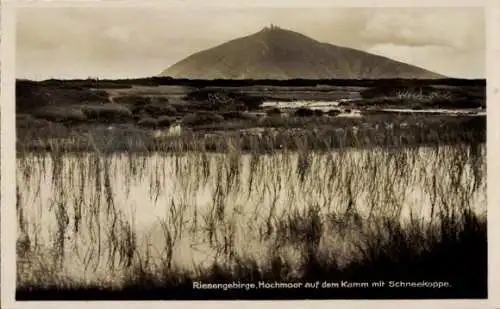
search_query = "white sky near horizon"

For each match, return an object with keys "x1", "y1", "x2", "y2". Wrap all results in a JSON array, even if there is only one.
[{"x1": 16, "y1": 7, "x2": 485, "y2": 80}]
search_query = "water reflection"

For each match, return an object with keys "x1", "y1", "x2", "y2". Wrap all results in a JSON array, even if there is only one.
[{"x1": 16, "y1": 145, "x2": 486, "y2": 286}]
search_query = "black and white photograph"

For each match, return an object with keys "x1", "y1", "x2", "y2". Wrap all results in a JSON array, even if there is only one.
[{"x1": 2, "y1": 0, "x2": 495, "y2": 303}]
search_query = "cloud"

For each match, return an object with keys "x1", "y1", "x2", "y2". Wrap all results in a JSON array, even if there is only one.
[
  {"x1": 15, "y1": 7, "x2": 485, "y2": 79},
  {"x1": 359, "y1": 8, "x2": 484, "y2": 51}
]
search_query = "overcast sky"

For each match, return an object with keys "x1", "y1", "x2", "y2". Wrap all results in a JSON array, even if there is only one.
[{"x1": 16, "y1": 7, "x2": 485, "y2": 80}]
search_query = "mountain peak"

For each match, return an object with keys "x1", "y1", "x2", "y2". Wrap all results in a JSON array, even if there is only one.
[
  {"x1": 255, "y1": 25, "x2": 311, "y2": 41},
  {"x1": 160, "y1": 27, "x2": 446, "y2": 80},
  {"x1": 261, "y1": 24, "x2": 284, "y2": 32}
]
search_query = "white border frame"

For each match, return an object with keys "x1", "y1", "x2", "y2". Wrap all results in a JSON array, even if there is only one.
[{"x1": 1, "y1": 0, "x2": 499, "y2": 308}]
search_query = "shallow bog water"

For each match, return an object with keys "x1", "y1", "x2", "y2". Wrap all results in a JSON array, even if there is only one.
[
  {"x1": 381, "y1": 108, "x2": 486, "y2": 116},
  {"x1": 16, "y1": 145, "x2": 486, "y2": 285},
  {"x1": 262, "y1": 100, "x2": 342, "y2": 109},
  {"x1": 262, "y1": 100, "x2": 486, "y2": 116}
]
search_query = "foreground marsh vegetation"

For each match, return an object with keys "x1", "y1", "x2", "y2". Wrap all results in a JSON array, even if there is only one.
[
  {"x1": 17, "y1": 114, "x2": 485, "y2": 154},
  {"x1": 16, "y1": 136, "x2": 486, "y2": 299}
]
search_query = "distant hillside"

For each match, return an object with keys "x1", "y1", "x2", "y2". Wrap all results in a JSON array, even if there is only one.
[{"x1": 160, "y1": 26, "x2": 446, "y2": 80}]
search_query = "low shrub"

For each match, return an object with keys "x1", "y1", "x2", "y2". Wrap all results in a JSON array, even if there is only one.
[
  {"x1": 182, "y1": 113, "x2": 225, "y2": 126},
  {"x1": 221, "y1": 111, "x2": 257, "y2": 120},
  {"x1": 266, "y1": 108, "x2": 281, "y2": 115},
  {"x1": 113, "y1": 95, "x2": 151, "y2": 106},
  {"x1": 150, "y1": 97, "x2": 170, "y2": 104},
  {"x1": 137, "y1": 117, "x2": 158, "y2": 128},
  {"x1": 157, "y1": 116, "x2": 176, "y2": 127},
  {"x1": 81, "y1": 103, "x2": 133, "y2": 122},
  {"x1": 258, "y1": 115, "x2": 286, "y2": 127},
  {"x1": 327, "y1": 110, "x2": 341, "y2": 117},
  {"x1": 142, "y1": 103, "x2": 178, "y2": 116},
  {"x1": 313, "y1": 110, "x2": 324, "y2": 116},
  {"x1": 34, "y1": 106, "x2": 87, "y2": 123},
  {"x1": 295, "y1": 108, "x2": 315, "y2": 117}
]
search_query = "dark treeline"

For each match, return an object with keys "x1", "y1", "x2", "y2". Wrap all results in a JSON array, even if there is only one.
[{"x1": 18, "y1": 77, "x2": 486, "y2": 89}]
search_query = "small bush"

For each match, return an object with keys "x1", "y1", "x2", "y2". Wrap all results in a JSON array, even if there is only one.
[
  {"x1": 150, "y1": 97, "x2": 170, "y2": 104},
  {"x1": 221, "y1": 111, "x2": 256, "y2": 120},
  {"x1": 34, "y1": 106, "x2": 87, "y2": 123},
  {"x1": 137, "y1": 117, "x2": 158, "y2": 128},
  {"x1": 78, "y1": 89, "x2": 110, "y2": 102},
  {"x1": 313, "y1": 110, "x2": 324, "y2": 117},
  {"x1": 238, "y1": 95, "x2": 264, "y2": 110},
  {"x1": 82, "y1": 103, "x2": 133, "y2": 122},
  {"x1": 142, "y1": 103, "x2": 177, "y2": 116},
  {"x1": 266, "y1": 108, "x2": 281, "y2": 115},
  {"x1": 113, "y1": 95, "x2": 151, "y2": 106},
  {"x1": 182, "y1": 113, "x2": 225, "y2": 126},
  {"x1": 157, "y1": 116, "x2": 176, "y2": 127},
  {"x1": 16, "y1": 113, "x2": 34, "y2": 122},
  {"x1": 294, "y1": 108, "x2": 315, "y2": 117},
  {"x1": 17, "y1": 114, "x2": 54, "y2": 129},
  {"x1": 327, "y1": 110, "x2": 341, "y2": 117},
  {"x1": 258, "y1": 115, "x2": 286, "y2": 127}
]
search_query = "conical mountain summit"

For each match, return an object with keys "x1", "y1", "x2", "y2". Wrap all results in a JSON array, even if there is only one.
[{"x1": 160, "y1": 25, "x2": 445, "y2": 80}]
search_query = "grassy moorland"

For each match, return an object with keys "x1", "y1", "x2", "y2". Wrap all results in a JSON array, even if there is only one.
[
  {"x1": 15, "y1": 78, "x2": 487, "y2": 300},
  {"x1": 16, "y1": 78, "x2": 485, "y2": 153}
]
